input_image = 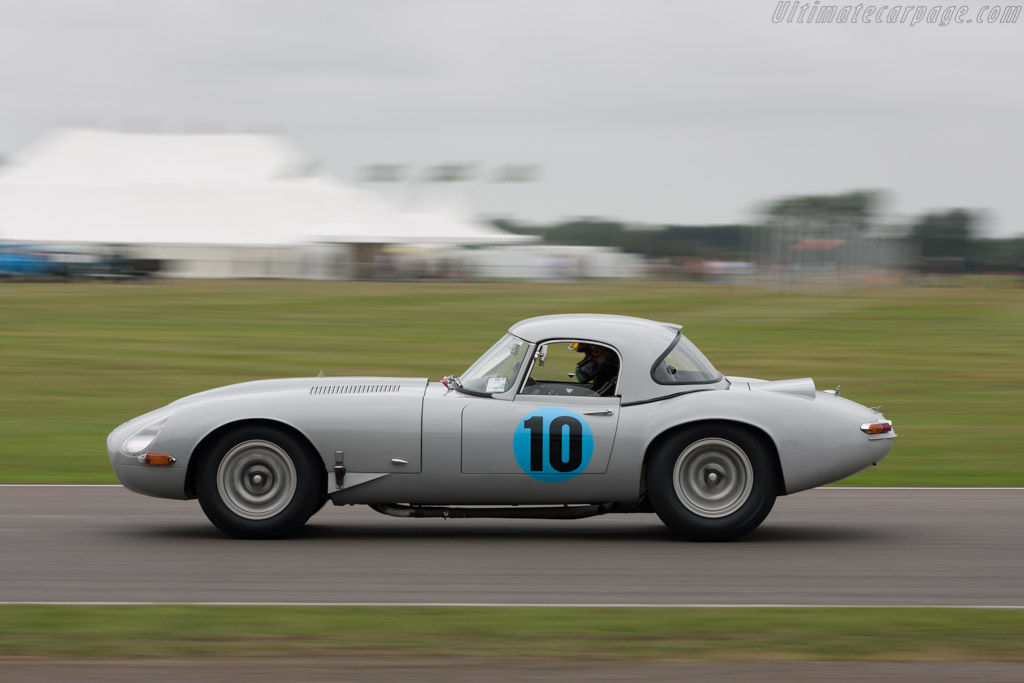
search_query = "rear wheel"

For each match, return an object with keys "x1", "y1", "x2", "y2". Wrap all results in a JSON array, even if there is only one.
[
  {"x1": 646, "y1": 425, "x2": 777, "y2": 541},
  {"x1": 196, "y1": 426, "x2": 322, "y2": 539}
]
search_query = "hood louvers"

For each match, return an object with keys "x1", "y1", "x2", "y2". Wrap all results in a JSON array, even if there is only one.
[{"x1": 309, "y1": 384, "x2": 401, "y2": 396}]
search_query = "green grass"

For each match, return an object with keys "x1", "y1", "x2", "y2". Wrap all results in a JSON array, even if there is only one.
[
  {"x1": 1, "y1": 278, "x2": 1022, "y2": 484},
  {"x1": 1, "y1": 605, "x2": 1022, "y2": 661}
]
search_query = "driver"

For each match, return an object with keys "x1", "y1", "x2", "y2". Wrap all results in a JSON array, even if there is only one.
[{"x1": 573, "y1": 343, "x2": 619, "y2": 397}]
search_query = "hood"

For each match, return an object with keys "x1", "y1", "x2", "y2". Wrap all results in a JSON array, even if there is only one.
[{"x1": 169, "y1": 376, "x2": 429, "y2": 407}]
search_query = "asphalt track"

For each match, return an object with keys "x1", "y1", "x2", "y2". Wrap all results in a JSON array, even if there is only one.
[{"x1": 1, "y1": 486, "x2": 1022, "y2": 606}]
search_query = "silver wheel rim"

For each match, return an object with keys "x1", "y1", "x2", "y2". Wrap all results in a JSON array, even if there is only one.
[
  {"x1": 216, "y1": 440, "x2": 297, "y2": 520},
  {"x1": 672, "y1": 438, "x2": 753, "y2": 518}
]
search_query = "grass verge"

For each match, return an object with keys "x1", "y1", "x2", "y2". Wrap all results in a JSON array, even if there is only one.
[
  {"x1": 1, "y1": 605, "x2": 1022, "y2": 661},
  {"x1": 1, "y1": 278, "x2": 1022, "y2": 484}
]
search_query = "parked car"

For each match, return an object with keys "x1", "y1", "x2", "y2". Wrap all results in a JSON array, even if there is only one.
[{"x1": 0, "y1": 243, "x2": 60, "y2": 278}]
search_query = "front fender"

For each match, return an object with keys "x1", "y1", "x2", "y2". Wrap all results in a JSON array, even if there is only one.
[{"x1": 111, "y1": 379, "x2": 427, "y2": 499}]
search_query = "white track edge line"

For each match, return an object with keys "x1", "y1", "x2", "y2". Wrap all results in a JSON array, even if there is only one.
[
  {"x1": 2, "y1": 484, "x2": 1023, "y2": 490},
  {"x1": 2, "y1": 601, "x2": 1023, "y2": 609},
  {"x1": 815, "y1": 487, "x2": 1024, "y2": 490}
]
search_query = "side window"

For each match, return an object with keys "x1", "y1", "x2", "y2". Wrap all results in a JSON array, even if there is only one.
[{"x1": 521, "y1": 341, "x2": 620, "y2": 398}]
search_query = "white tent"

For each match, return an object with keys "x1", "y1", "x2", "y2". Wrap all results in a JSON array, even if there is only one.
[
  {"x1": 308, "y1": 210, "x2": 536, "y2": 246},
  {"x1": 0, "y1": 129, "x2": 533, "y2": 276}
]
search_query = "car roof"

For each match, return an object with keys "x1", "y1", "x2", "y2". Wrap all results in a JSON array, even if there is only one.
[
  {"x1": 508, "y1": 314, "x2": 721, "y2": 403},
  {"x1": 510, "y1": 314, "x2": 680, "y2": 347}
]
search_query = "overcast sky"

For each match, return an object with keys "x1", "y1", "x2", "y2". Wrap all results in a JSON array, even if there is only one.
[{"x1": 1, "y1": 0, "x2": 1022, "y2": 235}]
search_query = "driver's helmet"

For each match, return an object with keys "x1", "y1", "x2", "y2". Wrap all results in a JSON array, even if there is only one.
[{"x1": 572, "y1": 342, "x2": 615, "y2": 383}]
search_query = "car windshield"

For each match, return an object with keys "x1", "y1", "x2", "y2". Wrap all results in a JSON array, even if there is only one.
[
  {"x1": 458, "y1": 333, "x2": 530, "y2": 395},
  {"x1": 651, "y1": 333, "x2": 722, "y2": 384}
]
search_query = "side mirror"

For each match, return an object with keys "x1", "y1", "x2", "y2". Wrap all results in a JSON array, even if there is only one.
[{"x1": 537, "y1": 345, "x2": 547, "y2": 367}]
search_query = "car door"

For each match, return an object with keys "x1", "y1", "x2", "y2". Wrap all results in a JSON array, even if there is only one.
[{"x1": 461, "y1": 340, "x2": 621, "y2": 479}]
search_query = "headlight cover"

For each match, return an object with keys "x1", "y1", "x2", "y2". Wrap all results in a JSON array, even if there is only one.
[{"x1": 120, "y1": 414, "x2": 173, "y2": 458}]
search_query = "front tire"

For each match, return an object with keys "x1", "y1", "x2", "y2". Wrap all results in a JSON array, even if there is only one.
[
  {"x1": 196, "y1": 426, "x2": 322, "y2": 539},
  {"x1": 646, "y1": 425, "x2": 777, "y2": 541}
]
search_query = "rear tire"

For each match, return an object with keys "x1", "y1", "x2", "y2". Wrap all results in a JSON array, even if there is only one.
[
  {"x1": 196, "y1": 425, "x2": 322, "y2": 539},
  {"x1": 646, "y1": 425, "x2": 777, "y2": 541}
]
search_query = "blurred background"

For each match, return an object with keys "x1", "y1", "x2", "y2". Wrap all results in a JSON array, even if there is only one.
[
  {"x1": 1, "y1": 0, "x2": 1022, "y2": 485},
  {"x1": 1, "y1": 1, "x2": 1021, "y2": 284}
]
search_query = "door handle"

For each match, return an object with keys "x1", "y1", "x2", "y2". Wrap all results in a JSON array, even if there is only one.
[
  {"x1": 391, "y1": 458, "x2": 409, "y2": 465},
  {"x1": 583, "y1": 409, "x2": 615, "y2": 416}
]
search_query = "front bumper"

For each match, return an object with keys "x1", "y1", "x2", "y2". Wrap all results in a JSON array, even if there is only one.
[{"x1": 107, "y1": 418, "x2": 189, "y2": 500}]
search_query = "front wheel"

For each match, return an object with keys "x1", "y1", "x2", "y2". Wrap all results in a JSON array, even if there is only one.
[
  {"x1": 196, "y1": 426, "x2": 322, "y2": 539},
  {"x1": 646, "y1": 425, "x2": 778, "y2": 541}
]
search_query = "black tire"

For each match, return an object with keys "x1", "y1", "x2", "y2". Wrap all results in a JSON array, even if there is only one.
[
  {"x1": 646, "y1": 424, "x2": 777, "y2": 541},
  {"x1": 196, "y1": 425, "x2": 322, "y2": 539}
]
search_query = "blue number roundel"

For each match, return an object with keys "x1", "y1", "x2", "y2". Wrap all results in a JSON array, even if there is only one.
[{"x1": 513, "y1": 407, "x2": 594, "y2": 482}]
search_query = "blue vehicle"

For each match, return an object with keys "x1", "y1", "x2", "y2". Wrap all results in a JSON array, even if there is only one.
[
  {"x1": 0, "y1": 243, "x2": 58, "y2": 278},
  {"x1": 1, "y1": 243, "x2": 158, "y2": 280}
]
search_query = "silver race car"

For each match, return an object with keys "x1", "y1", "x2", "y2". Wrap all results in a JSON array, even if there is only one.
[{"x1": 108, "y1": 314, "x2": 895, "y2": 540}]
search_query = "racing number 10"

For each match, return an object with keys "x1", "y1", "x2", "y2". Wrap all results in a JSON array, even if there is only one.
[{"x1": 523, "y1": 415, "x2": 583, "y2": 473}]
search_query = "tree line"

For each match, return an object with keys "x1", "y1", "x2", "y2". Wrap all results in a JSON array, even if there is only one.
[{"x1": 493, "y1": 190, "x2": 1024, "y2": 272}]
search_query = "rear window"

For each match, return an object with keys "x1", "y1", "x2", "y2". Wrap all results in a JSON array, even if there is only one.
[{"x1": 651, "y1": 333, "x2": 722, "y2": 385}]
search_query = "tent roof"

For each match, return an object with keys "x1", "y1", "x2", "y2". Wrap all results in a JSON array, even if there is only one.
[
  {"x1": 0, "y1": 129, "x2": 535, "y2": 247},
  {"x1": 307, "y1": 211, "x2": 536, "y2": 245},
  {"x1": 2, "y1": 128, "x2": 311, "y2": 185}
]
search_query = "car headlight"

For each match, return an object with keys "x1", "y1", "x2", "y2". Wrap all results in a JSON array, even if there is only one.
[{"x1": 120, "y1": 414, "x2": 173, "y2": 457}]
